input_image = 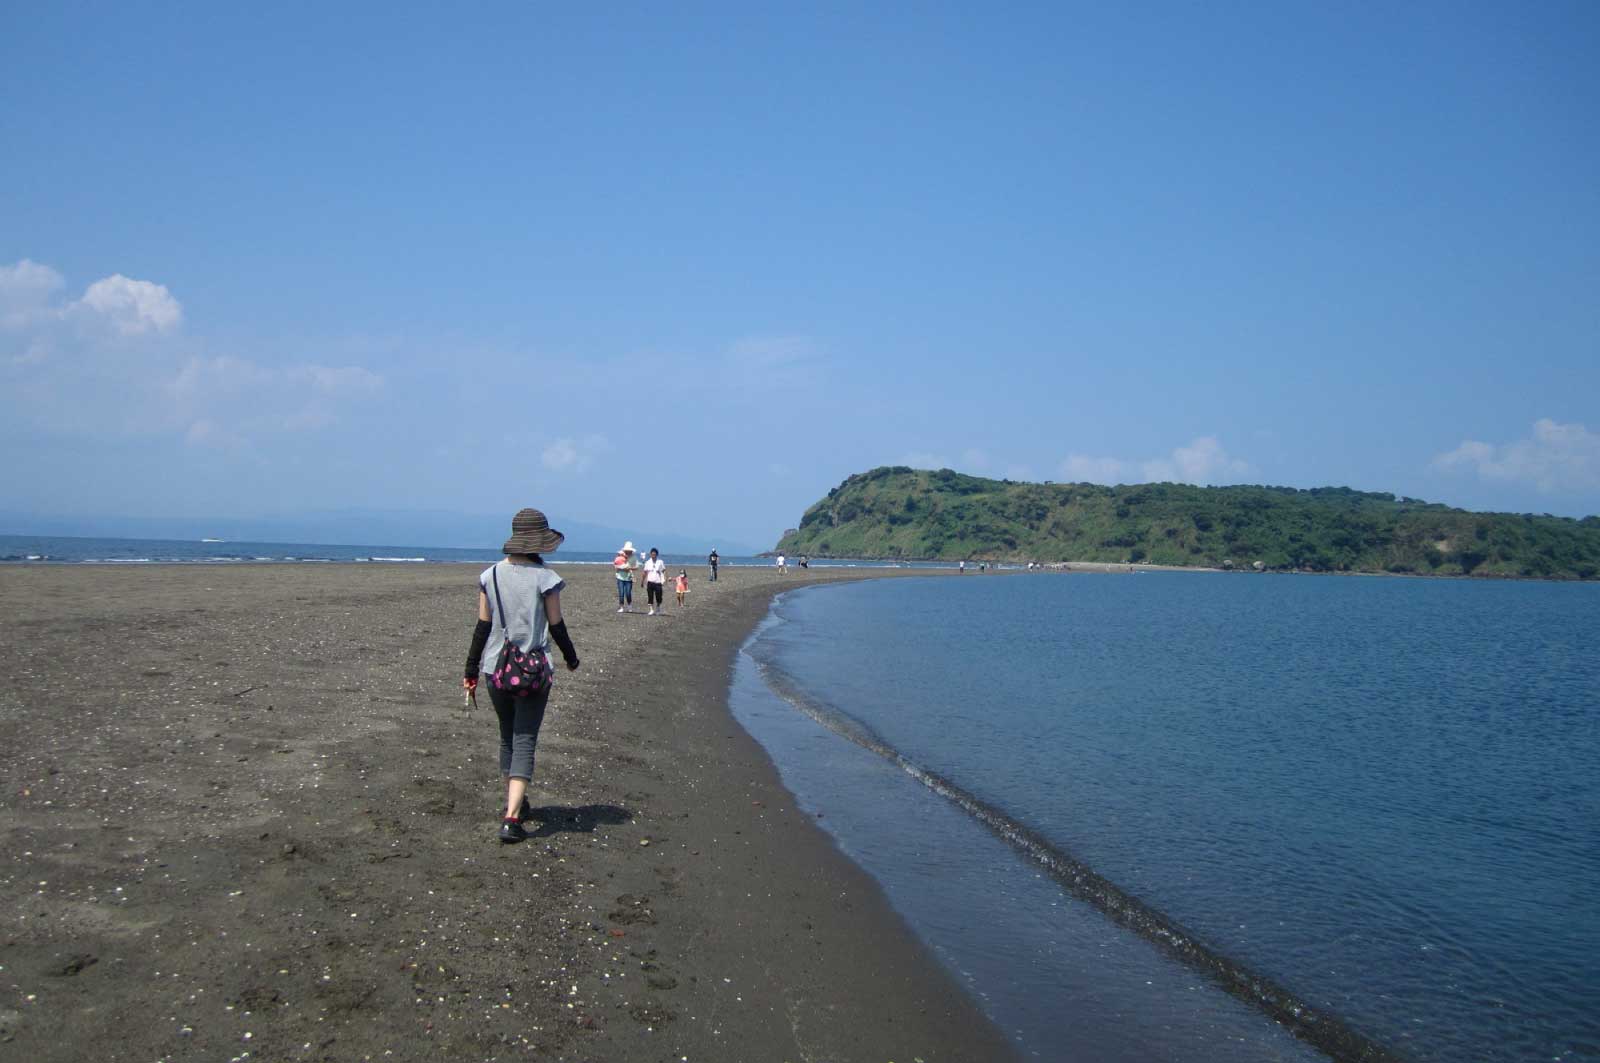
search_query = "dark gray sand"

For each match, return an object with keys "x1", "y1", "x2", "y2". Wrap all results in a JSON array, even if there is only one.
[{"x1": 0, "y1": 563, "x2": 1020, "y2": 1062}]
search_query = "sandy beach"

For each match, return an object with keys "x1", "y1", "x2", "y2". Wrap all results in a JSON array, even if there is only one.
[{"x1": 0, "y1": 561, "x2": 1019, "y2": 1062}]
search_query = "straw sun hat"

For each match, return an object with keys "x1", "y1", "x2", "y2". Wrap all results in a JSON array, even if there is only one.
[{"x1": 502, "y1": 508, "x2": 565, "y2": 555}]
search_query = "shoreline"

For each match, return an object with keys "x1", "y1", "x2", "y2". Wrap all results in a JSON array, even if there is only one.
[{"x1": 0, "y1": 562, "x2": 1017, "y2": 1061}]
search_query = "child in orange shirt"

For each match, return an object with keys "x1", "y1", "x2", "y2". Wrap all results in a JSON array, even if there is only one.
[{"x1": 674, "y1": 570, "x2": 689, "y2": 608}]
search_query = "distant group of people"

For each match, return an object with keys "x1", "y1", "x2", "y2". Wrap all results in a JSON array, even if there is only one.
[
  {"x1": 774, "y1": 553, "x2": 808, "y2": 573},
  {"x1": 610, "y1": 541, "x2": 695, "y2": 615}
]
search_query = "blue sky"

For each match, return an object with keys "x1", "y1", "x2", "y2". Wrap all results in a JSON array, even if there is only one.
[{"x1": 3, "y1": 2, "x2": 1596, "y2": 548}]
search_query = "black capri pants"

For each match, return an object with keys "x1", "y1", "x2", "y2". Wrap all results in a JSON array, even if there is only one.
[
  {"x1": 646, "y1": 581, "x2": 664, "y2": 606},
  {"x1": 487, "y1": 683, "x2": 550, "y2": 781}
]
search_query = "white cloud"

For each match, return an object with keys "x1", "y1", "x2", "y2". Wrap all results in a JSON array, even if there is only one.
[
  {"x1": 9, "y1": 338, "x2": 52, "y2": 367},
  {"x1": 541, "y1": 434, "x2": 611, "y2": 473},
  {"x1": 1, "y1": 258, "x2": 182, "y2": 355},
  {"x1": 1061, "y1": 436, "x2": 1251, "y2": 486},
  {"x1": 1061, "y1": 454, "x2": 1132, "y2": 483},
  {"x1": 287, "y1": 364, "x2": 384, "y2": 395},
  {"x1": 0, "y1": 259, "x2": 65, "y2": 329},
  {"x1": 1145, "y1": 436, "x2": 1251, "y2": 483},
  {"x1": 73, "y1": 274, "x2": 183, "y2": 336},
  {"x1": 1433, "y1": 419, "x2": 1600, "y2": 493},
  {"x1": 171, "y1": 355, "x2": 272, "y2": 401},
  {"x1": 1, "y1": 260, "x2": 387, "y2": 445},
  {"x1": 171, "y1": 356, "x2": 387, "y2": 443}
]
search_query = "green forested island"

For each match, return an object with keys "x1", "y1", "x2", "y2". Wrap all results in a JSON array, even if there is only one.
[{"x1": 775, "y1": 467, "x2": 1600, "y2": 580}]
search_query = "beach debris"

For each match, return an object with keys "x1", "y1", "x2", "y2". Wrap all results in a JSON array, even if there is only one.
[
  {"x1": 628, "y1": 1001, "x2": 675, "y2": 1025},
  {"x1": 609, "y1": 896, "x2": 657, "y2": 926},
  {"x1": 50, "y1": 953, "x2": 97, "y2": 977}
]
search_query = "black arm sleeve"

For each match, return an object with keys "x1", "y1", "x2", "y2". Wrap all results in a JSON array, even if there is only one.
[
  {"x1": 549, "y1": 619, "x2": 579, "y2": 669},
  {"x1": 465, "y1": 619, "x2": 492, "y2": 678}
]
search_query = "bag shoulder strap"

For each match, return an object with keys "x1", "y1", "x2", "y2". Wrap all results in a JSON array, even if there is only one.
[{"x1": 490, "y1": 564, "x2": 510, "y2": 631}]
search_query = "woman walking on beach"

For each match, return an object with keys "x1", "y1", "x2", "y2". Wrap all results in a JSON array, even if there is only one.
[
  {"x1": 462, "y1": 508, "x2": 580, "y2": 844},
  {"x1": 643, "y1": 546, "x2": 667, "y2": 615},
  {"x1": 613, "y1": 541, "x2": 637, "y2": 613}
]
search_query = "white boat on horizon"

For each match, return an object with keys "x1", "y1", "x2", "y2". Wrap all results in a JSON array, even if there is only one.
[{"x1": 200, "y1": 537, "x2": 226, "y2": 543}]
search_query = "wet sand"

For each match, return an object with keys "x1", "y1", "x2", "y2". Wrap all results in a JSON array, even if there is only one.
[{"x1": 0, "y1": 562, "x2": 1019, "y2": 1062}]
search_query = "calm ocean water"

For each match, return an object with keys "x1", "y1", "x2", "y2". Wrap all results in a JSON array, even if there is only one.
[
  {"x1": 0, "y1": 533, "x2": 949, "y2": 571},
  {"x1": 734, "y1": 572, "x2": 1600, "y2": 1062}
]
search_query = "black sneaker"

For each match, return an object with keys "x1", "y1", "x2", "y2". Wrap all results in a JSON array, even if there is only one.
[{"x1": 498, "y1": 818, "x2": 528, "y2": 844}]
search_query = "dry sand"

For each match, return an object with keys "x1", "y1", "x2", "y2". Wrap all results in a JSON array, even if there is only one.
[{"x1": 0, "y1": 562, "x2": 1020, "y2": 1062}]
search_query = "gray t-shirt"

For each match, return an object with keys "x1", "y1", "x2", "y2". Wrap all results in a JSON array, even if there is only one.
[{"x1": 478, "y1": 559, "x2": 565, "y2": 677}]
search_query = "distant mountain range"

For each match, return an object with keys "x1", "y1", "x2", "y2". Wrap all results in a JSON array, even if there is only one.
[
  {"x1": 0, "y1": 508, "x2": 761, "y2": 556},
  {"x1": 775, "y1": 467, "x2": 1600, "y2": 580}
]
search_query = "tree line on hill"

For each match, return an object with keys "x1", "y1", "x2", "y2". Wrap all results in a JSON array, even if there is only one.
[{"x1": 774, "y1": 467, "x2": 1600, "y2": 580}]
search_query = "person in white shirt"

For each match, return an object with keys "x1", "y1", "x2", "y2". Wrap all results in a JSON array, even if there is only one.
[
  {"x1": 776, "y1": 553, "x2": 787, "y2": 574},
  {"x1": 643, "y1": 547, "x2": 668, "y2": 615}
]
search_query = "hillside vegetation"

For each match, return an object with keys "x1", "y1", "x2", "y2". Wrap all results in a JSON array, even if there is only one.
[{"x1": 775, "y1": 467, "x2": 1600, "y2": 580}]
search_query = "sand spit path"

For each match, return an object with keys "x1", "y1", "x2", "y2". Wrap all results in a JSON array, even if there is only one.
[{"x1": 0, "y1": 562, "x2": 1018, "y2": 1063}]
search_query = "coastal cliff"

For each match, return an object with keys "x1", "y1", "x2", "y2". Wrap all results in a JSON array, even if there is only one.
[{"x1": 776, "y1": 467, "x2": 1600, "y2": 579}]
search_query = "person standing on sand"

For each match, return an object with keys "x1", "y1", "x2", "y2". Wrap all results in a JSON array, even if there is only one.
[
  {"x1": 708, "y1": 548, "x2": 719, "y2": 581},
  {"x1": 643, "y1": 546, "x2": 667, "y2": 615},
  {"x1": 776, "y1": 552, "x2": 787, "y2": 574},
  {"x1": 675, "y1": 569, "x2": 689, "y2": 608},
  {"x1": 462, "y1": 508, "x2": 580, "y2": 845},
  {"x1": 613, "y1": 541, "x2": 637, "y2": 613}
]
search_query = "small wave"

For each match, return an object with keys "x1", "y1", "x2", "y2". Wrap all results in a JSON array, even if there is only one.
[
  {"x1": 744, "y1": 639, "x2": 1399, "y2": 1063},
  {"x1": 370, "y1": 556, "x2": 427, "y2": 562}
]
